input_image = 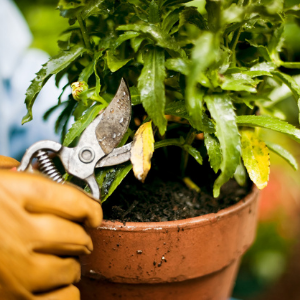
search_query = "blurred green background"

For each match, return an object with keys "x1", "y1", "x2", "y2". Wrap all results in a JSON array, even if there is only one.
[{"x1": 13, "y1": 0, "x2": 300, "y2": 299}]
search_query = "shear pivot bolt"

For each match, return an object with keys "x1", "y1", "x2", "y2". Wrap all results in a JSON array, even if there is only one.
[{"x1": 79, "y1": 148, "x2": 95, "y2": 163}]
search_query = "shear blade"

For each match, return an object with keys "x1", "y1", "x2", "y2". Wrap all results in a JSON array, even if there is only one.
[{"x1": 95, "y1": 78, "x2": 131, "y2": 155}]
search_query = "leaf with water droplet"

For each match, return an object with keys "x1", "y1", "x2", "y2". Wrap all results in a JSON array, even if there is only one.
[
  {"x1": 130, "y1": 121, "x2": 154, "y2": 183},
  {"x1": 22, "y1": 45, "x2": 86, "y2": 124},
  {"x1": 63, "y1": 104, "x2": 105, "y2": 147},
  {"x1": 205, "y1": 94, "x2": 241, "y2": 198}
]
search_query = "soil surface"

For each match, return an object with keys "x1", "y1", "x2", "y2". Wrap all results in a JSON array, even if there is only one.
[{"x1": 102, "y1": 169, "x2": 251, "y2": 223}]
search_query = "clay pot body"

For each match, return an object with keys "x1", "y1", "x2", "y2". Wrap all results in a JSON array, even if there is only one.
[{"x1": 78, "y1": 187, "x2": 259, "y2": 300}]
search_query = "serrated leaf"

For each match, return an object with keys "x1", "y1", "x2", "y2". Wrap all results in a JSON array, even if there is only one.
[
  {"x1": 117, "y1": 24, "x2": 186, "y2": 57},
  {"x1": 205, "y1": 94, "x2": 241, "y2": 198},
  {"x1": 22, "y1": 45, "x2": 86, "y2": 124},
  {"x1": 186, "y1": 32, "x2": 219, "y2": 131},
  {"x1": 106, "y1": 50, "x2": 133, "y2": 72},
  {"x1": 264, "y1": 140, "x2": 298, "y2": 170},
  {"x1": 130, "y1": 121, "x2": 154, "y2": 182},
  {"x1": 138, "y1": 47, "x2": 167, "y2": 135},
  {"x1": 241, "y1": 130, "x2": 270, "y2": 189},
  {"x1": 236, "y1": 115, "x2": 300, "y2": 143},
  {"x1": 63, "y1": 104, "x2": 105, "y2": 146},
  {"x1": 204, "y1": 133, "x2": 222, "y2": 173}
]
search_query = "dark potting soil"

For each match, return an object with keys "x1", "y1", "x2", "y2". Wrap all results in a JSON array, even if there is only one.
[{"x1": 102, "y1": 169, "x2": 251, "y2": 223}]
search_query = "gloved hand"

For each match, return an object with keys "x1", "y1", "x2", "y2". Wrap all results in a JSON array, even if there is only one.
[{"x1": 0, "y1": 156, "x2": 103, "y2": 300}]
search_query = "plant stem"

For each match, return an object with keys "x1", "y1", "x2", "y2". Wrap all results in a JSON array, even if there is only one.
[
  {"x1": 229, "y1": 28, "x2": 242, "y2": 67},
  {"x1": 77, "y1": 15, "x2": 91, "y2": 50},
  {"x1": 180, "y1": 129, "x2": 196, "y2": 177}
]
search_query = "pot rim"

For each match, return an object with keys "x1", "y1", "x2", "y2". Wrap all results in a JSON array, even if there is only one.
[{"x1": 98, "y1": 186, "x2": 259, "y2": 232}]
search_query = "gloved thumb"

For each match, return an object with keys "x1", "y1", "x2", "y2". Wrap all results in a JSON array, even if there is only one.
[{"x1": 0, "y1": 155, "x2": 20, "y2": 169}]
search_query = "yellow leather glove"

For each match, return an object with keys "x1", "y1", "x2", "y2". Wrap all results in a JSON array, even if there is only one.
[{"x1": 0, "y1": 156, "x2": 103, "y2": 300}]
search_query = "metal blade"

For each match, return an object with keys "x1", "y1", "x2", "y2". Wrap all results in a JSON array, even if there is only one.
[
  {"x1": 95, "y1": 78, "x2": 131, "y2": 155},
  {"x1": 95, "y1": 142, "x2": 132, "y2": 168}
]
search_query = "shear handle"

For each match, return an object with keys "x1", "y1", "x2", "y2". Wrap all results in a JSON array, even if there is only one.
[{"x1": 17, "y1": 141, "x2": 62, "y2": 172}]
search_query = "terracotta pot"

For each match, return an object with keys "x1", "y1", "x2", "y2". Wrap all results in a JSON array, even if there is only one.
[{"x1": 78, "y1": 187, "x2": 259, "y2": 300}]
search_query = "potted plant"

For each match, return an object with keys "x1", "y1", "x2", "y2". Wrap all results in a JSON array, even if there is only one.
[{"x1": 22, "y1": 0, "x2": 300, "y2": 299}]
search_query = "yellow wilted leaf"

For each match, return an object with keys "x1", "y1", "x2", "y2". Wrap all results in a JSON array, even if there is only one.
[
  {"x1": 241, "y1": 130, "x2": 270, "y2": 189},
  {"x1": 130, "y1": 121, "x2": 154, "y2": 182}
]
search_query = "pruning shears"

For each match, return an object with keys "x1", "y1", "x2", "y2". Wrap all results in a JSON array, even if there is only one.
[{"x1": 18, "y1": 79, "x2": 133, "y2": 201}]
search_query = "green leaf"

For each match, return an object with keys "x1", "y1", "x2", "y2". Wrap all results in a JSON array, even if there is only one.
[
  {"x1": 182, "y1": 144, "x2": 203, "y2": 165},
  {"x1": 162, "y1": 0, "x2": 191, "y2": 7},
  {"x1": 79, "y1": 61, "x2": 94, "y2": 82},
  {"x1": 138, "y1": 47, "x2": 167, "y2": 135},
  {"x1": 117, "y1": 24, "x2": 186, "y2": 57},
  {"x1": 250, "y1": 62, "x2": 277, "y2": 72},
  {"x1": 241, "y1": 130, "x2": 270, "y2": 189},
  {"x1": 94, "y1": 51, "x2": 104, "y2": 97},
  {"x1": 246, "y1": 39, "x2": 272, "y2": 62},
  {"x1": 63, "y1": 103, "x2": 105, "y2": 146},
  {"x1": 129, "y1": 86, "x2": 142, "y2": 105},
  {"x1": 186, "y1": 32, "x2": 219, "y2": 131},
  {"x1": 115, "y1": 31, "x2": 141, "y2": 49},
  {"x1": 206, "y1": 0, "x2": 221, "y2": 32},
  {"x1": 81, "y1": 0, "x2": 108, "y2": 19},
  {"x1": 264, "y1": 140, "x2": 298, "y2": 170},
  {"x1": 106, "y1": 50, "x2": 133, "y2": 72},
  {"x1": 22, "y1": 45, "x2": 86, "y2": 124},
  {"x1": 205, "y1": 94, "x2": 241, "y2": 198},
  {"x1": 268, "y1": 25, "x2": 284, "y2": 59},
  {"x1": 234, "y1": 159, "x2": 247, "y2": 186},
  {"x1": 280, "y1": 62, "x2": 300, "y2": 69},
  {"x1": 97, "y1": 163, "x2": 133, "y2": 202},
  {"x1": 149, "y1": 0, "x2": 160, "y2": 24},
  {"x1": 131, "y1": 36, "x2": 145, "y2": 52},
  {"x1": 204, "y1": 133, "x2": 222, "y2": 173},
  {"x1": 162, "y1": 7, "x2": 182, "y2": 33},
  {"x1": 221, "y1": 73, "x2": 261, "y2": 93},
  {"x1": 179, "y1": 7, "x2": 208, "y2": 30},
  {"x1": 236, "y1": 115, "x2": 300, "y2": 143},
  {"x1": 165, "y1": 58, "x2": 189, "y2": 75},
  {"x1": 272, "y1": 71, "x2": 300, "y2": 103}
]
